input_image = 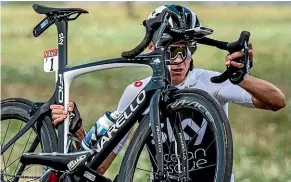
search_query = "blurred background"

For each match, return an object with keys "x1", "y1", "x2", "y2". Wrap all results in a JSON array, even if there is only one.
[{"x1": 1, "y1": 1, "x2": 291, "y2": 182}]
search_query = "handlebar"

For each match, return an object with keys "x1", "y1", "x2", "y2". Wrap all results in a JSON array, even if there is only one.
[
  {"x1": 121, "y1": 21, "x2": 154, "y2": 58},
  {"x1": 121, "y1": 9, "x2": 172, "y2": 58},
  {"x1": 196, "y1": 31, "x2": 251, "y2": 83},
  {"x1": 121, "y1": 10, "x2": 251, "y2": 84}
]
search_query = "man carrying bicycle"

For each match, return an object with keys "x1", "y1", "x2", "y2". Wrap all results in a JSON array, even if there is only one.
[{"x1": 50, "y1": 4, "x2": 285, "y2": 182}]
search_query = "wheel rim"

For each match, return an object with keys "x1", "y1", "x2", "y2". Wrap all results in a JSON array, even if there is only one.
[{"x1": 1, "y1": 115, "x2": 45, "y2": 182}]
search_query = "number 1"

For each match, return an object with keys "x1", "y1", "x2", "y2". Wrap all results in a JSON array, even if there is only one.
[{"x1": 50, "y1": 58, "x2": 54, "y2": 71}]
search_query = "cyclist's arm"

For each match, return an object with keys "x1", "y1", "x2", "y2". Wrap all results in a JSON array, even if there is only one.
[
  {"x1": 214, "y1": 79, "x2": 254, "y2": 108},
  {"x1": 238, "y1": 74, "x2": 286, "y2": 111},
  {"x1": 213, "y1": 73, "x2": 285, "y2": 111},
  {"x1": 224, "y1": 45, "x2": 285, "y2": 111}
]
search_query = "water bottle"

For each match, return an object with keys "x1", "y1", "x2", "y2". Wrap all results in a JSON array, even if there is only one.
[{"x1": 81, "y1": 111, "x2": 120, "y2": 150}]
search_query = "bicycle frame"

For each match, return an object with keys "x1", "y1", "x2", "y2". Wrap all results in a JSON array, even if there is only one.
[{"x1": 2, "y1": 17, "x2": 174, "y2": 177}]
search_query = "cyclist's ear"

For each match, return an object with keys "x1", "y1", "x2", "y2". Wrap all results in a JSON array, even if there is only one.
[{"x1": 148, "y1": 41, "x2": 154, "y2": 52}]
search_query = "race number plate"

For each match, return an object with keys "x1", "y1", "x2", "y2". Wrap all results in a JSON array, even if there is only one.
[{"x1": 44, "y1": 49, "x2": 58, "y2": 72}]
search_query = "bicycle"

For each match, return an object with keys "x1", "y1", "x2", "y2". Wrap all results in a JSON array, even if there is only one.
[{"x1": 1, "y1": 4, "x2": 252, "y2": 182}]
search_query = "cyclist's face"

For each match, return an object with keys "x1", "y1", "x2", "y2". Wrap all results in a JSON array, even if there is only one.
[
  {"x1": 168, "y1": 44, "x2": 195, "y2": 85},
  {"x1": 148, "y1": 43, "x2": 195, "y2": 86},
  {"x1": 170, "y1": 55, "x2": 192, "y2": 86}
]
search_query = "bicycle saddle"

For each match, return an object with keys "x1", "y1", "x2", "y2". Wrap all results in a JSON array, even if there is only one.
[
  {"x1": 33, "y1": 4, "x2": 88, "y2": 15},
  {"x1": 20, "y1": 150, "x2": 94, "y2": 171}
]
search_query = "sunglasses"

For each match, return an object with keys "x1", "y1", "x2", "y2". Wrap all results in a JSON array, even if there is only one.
[{"x1": 168, "y1": 45, "x2": 197, "y2": 60}]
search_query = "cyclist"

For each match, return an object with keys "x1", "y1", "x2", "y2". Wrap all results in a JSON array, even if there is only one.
[{"x1": 50, "y1": 4, "x2": 286, "y2": 182}]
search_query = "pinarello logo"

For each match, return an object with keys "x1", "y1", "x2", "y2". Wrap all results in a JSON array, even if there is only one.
[{"x1": 134, "y1": 81, "x2": 143, "y2": 87}]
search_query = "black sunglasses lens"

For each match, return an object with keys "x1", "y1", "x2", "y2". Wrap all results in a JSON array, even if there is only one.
[{"x1": 169, "y1": 47, "x2": 187, "y2": 59}]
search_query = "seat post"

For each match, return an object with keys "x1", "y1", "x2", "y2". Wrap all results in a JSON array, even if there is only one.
[
  {"x1": 55, "y1": 20, "x2": 68, "y2": 153},
  {"x1": 55, "y1": 21, "x2": 68, "y2": 69}
]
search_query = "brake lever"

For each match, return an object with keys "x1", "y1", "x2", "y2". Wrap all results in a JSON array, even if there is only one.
[
  {"x1": 244, "y1": 41, "x2": 251, "y2": 75},
  {"x1": 209, "y1": 31, "x2": 251, "y2": 83}
]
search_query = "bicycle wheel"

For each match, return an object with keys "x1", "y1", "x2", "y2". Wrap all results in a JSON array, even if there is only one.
[
  {"x1": 117, "y1": 113, "x2": 189, "y2": 182},
  {"x1": 1, "y1": 98, "x2": 58, "y2": 182},
  {"x1": 118, "y1": 89, "x2": 233, "y2": 182}
]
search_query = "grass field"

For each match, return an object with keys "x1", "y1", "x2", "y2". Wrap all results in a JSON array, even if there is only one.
[{"x1": 1, "y1": 2, "x2": 291, "y2": 182}]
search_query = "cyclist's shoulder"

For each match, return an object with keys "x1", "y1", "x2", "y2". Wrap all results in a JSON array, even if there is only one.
[
  {"x1": 192, "y1": 68, "x2": 234, "y2": 90},
  {"x1": 190, "y1": 68, "x2": 221, "y2": 80}
]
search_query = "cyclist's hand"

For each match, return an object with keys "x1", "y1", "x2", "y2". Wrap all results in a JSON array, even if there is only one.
[
  {"x1": 50, "y1": 102, "x2": 74, "y2": 125},
  {"x1": 225, "y1": 41, "x2": 254, "y2": 68}
]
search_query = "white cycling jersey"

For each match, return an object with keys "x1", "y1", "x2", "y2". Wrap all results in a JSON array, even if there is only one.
[
  {"x1": 111, "y1": 68, "x2": 254, "y2": 182},
  {"x1": 113, "y1": 68, "x2": 254, "y2": 154}
]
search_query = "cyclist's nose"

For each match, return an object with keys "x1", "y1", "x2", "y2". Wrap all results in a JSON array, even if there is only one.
[{"x1": 171, "y1": 54, "x2": 184, "y2": 64}]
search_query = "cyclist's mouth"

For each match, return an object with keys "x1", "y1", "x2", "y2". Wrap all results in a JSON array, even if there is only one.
[{"x1": 171, "y1": 68, "x2": 183, "y2": 73}]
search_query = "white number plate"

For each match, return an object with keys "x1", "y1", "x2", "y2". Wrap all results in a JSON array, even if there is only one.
[{"x1": 44, "y1": 49, "x2": 58, "y2": 72}]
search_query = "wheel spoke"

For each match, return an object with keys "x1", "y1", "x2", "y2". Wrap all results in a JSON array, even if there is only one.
[
  {"x1": 13, "y1": 129, "x2": 33, "y2": 176},
  {"x1": 195, "y1": 138, "x2": 216, "y2": 162},
  {"x1": 1, "y1": 155, "x2": 9, "y2": 182},
  {"x1": 146, "y1": 145, "x2": 158, "y2": 168},
  {"x1": 191, "y1": 163, "x2": 216, "y2": 171},
  {"x1": 3, "y1": 136, "x2": 39, "y2": 170},
  {"x1": 136, "y1": 167, "x2": 152, "y2": 173},
  {"x1": 163, "y1": 115, "x2": 176, "y2": 169},
  {"x1": 1, "y1": 118, "x2": 11, "y2": 148},
  {"x1": 6, "y1": 120, "x2": 24, "y2": 165}
]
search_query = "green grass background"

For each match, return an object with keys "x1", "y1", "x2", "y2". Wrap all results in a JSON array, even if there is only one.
[{"x1": 1, "y1": 2, "x2": 291, "y2": 182}]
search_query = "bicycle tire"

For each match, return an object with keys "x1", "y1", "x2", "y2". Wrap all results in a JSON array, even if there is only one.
[
  {"x1": 1, "y1": 98, "x2": 58, "y2": 182},
  {"x1": 118, "y1": 88, "x2": 233, "y2": 182}
]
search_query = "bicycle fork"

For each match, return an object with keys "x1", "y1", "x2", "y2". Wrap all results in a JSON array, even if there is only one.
[
  {"x1": 150, "y1": 88, "x2": 189, "y2": 182},
  {"x1": 149, "y1": 89, "x2": 167, "y2": 180}
]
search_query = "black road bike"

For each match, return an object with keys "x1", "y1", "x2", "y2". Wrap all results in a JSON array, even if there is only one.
[{"x1": 1, "y1": 4, "x2": 252, "y2": 182}]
